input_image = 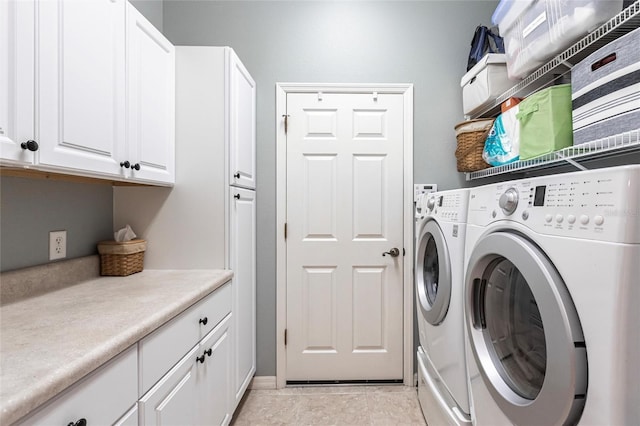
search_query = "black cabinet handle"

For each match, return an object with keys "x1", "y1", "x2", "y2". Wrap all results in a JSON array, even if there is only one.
[
  {"x1": 196, "y1": 354, "x2": 205, "y2": 363},
  {"x1": 21, "y1": 140, "x2": 39, "y2": 152},
  {"x1": 205, "y1": 348, "x2": 212, "y2": 357},
  {"x1": 234, "y1": 194, "x2": 240, "y2": 200},
  {"x1": 120, "y1": 161, "x2": 130, "y2": 169},
  {"x1": 199, "y1": 317, "x2": 208, "y2": 326},
  {"x1": 67, "y1": 419, "x2": 87, "y2": 426},
  {"x1": 132, "y1": 163, "x2": 140, "y2": 171},
  {"x1": 233, "y1": 172, "x2": 240, "y2": 179}
]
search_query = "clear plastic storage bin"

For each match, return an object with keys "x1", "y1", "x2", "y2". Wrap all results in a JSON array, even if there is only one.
[{"x1": 493, "y1": 0, "x2": 623, "y2": 79}]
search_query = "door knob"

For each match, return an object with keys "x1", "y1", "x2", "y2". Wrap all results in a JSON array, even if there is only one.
[{"x1": 382, "y1": 248, "x2": 400, "y2": 257}]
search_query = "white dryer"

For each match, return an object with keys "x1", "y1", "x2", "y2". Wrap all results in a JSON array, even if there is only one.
[
  {"x1": 415, "y1": 189, "x2": 471, "y2": 425},
  {"x1": 464, "y1": 165, "x2": 640, "y2": 425}
]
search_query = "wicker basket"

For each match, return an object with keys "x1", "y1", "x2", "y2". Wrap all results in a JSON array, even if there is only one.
[
  {"x1": 97, "y1": 239, "x2": 146, "y2": 276},
  {"x1": 454, "y1": 118, "x2": 494, "y2": 172}
]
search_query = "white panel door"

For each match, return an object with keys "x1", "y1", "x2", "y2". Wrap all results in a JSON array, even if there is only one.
[
  {"x1": 229, "y1": 187, "x2": 256, "y2": 404},
  {"x1": 37, "y1": 0, "x2": 125, "y2": 175},
  {"x1": 0, "y1": 0, "x2": 35, "y2": 165},
  {"x1": 228, "y1": 50, "x2": 256, "y2": 189},
  {"x1": 126, "y1": 2, "x2": 175, "y2": 184},
  {"x1": 285, "y1": 92, "x2": 404, "y2": 380}
]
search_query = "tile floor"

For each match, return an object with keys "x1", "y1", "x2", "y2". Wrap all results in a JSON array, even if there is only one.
[{"x1": 231, "y1": 385, "x2": 426, "y2": 425}]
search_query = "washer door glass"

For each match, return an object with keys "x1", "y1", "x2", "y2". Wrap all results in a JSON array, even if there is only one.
[
  {"x1": 423, "y1": 235, "x2": 439, "y2": 306},
  {"x1": 482, "y1": 257, "x2": 546, "y2": 400},
  {"x1": 416, "y1": 220, "x2": 451, "y2": 325}
]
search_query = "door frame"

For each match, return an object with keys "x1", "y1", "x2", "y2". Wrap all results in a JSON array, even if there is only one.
[{"x1": 275, "y1": 83, "x2": 414, "y2": 388}]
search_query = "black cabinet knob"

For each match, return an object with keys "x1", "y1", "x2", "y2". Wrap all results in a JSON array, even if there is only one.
[
  {"x1": 234, "y1": 194, "x2": 240, "y2": 200},
  {"x1": 120, "y1": 161, "x2": 130, "y2": 168},
  {"x1": 67, "y1": 419, "x2": 87, "y2": 426},
  {"x1": 199, "y1": 317, "x2": 208, "y2": 326},
  {"x1": 132, "y1": 163, "x2": 141, "y2": 171},
  {"x1": 233, "y1": 172, "x2": 240, "y2": 179},
  {"x1": 205, "y1": 348, "x2": 212, "y2": 357},
  {"x1": 196, "y1": 354, "x2": 205, "y2": 364},
  {"x1": 20, "y1": 140, "x2": 39, "y2": 152}
]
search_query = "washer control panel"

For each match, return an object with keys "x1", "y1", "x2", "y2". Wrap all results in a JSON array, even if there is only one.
[{"x1": 467, "y1": 166, "x2": 640, "y2": 243}]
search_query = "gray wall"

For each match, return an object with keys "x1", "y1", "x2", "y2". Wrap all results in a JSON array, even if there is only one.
[
  {"x1": 0, "y1": 177, "x2": 113, "y2": 272},
  {"x1": 130, "y1": 0, "x2": 164, "y2": 31},
  {"x1": 163, "y1": 0, "x2": 499, "y2": 376}
]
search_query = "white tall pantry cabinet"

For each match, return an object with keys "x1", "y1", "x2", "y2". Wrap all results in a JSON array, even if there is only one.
[{"x1": 113, "y1": 46, "x2": 256, "y2": 417}]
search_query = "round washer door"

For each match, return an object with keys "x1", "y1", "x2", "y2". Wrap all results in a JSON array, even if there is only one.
[
  {"x1": 416, "y1": 219, "x2": 451, "y2": 325},
  {"x1": 465, "y1": 231, "x2": 587, "y2": 426}
]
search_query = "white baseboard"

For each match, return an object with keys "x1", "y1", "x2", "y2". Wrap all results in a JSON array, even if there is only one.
[{"x1": 249, "y1": 376, "x2": 277, "y2": 390}]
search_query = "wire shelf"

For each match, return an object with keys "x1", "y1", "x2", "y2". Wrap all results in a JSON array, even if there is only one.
[
  {"x1": 469, "y1": 1, "x2": 640, "y2": 119},
  {"x1": 466, "y1": 130, "x2": 640, "y2": 180}
]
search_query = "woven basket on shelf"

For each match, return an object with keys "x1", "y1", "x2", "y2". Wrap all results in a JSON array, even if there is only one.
[
  {"x1": 97, "y1": 239, "x2": 146, "y2": 276},
  {"x1": 454, "y1": 118, "x2": 494, "y2": 172}
]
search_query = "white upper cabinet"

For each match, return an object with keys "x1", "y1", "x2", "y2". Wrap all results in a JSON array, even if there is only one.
[
  {"x1": 0, "y1": 0, "x2": 35, "y2": 166},
  {"x1": 37, "y1": 0, "x2": 127, "y2": 176},
  {"x1": 228, "y1": 49, "x2": 256, "y2": 189},
  {"x1": 125, "y1": 2, "x2": 175, "y2": 184},
  {"x1": 1, "y1": 0, "x2": 175, "y2": 185}
]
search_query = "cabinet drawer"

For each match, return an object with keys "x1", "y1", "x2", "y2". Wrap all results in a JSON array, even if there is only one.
[
  {"x1": 16, "y1": 345, "x2": 137, "y2": 426},
  {"x1": 139, "y1": 281, "x2": 231, "y2": 395}
]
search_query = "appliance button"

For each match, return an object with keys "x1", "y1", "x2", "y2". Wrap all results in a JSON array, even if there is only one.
[
  {"x1": 594, "y1": 215, "x2": 605, "y2": 226},
  {"x1": 492, "y1": 210, "x2": 497, "y2": 218},
  {"x1": 580, "y1": 215, "x2": 589, "y2": 225},
  {"x1": 567, "y1": 214, "x2": 576, "y2": 224},
  {"x1": 522, "y1": 210, "x2": 529, "y2": 220},
  {"x1": 556, "y1": 214, "x2": 563, "y2": 223},
  {"x1": 545, "y1": 214, "x2": 553, "y2": 223}
]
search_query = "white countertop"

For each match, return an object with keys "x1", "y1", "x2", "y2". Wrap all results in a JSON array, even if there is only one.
[{"x1": 0, "y1": 269, "x2": 233, "y2": 425}]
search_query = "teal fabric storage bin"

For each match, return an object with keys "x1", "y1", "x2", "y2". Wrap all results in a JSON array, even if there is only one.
[{"x1": 517, "y1": 84, "x2": 573, "y2": 160}]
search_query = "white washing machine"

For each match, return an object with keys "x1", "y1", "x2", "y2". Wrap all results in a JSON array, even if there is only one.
[
  {"x1": 415, "y1": 189, "x2": 472, "y2": 425},
  {"x1": 463, "y1": 165, "x2": 640, "y2": 425}
]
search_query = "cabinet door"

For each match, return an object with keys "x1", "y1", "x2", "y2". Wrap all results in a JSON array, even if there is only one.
[
  {"x1": 228, "y1": 49, "x2": 256, "y2": 189},
  {"x1": 126, "y1": 3, "x2": 175, "y2": 185},
  {"x1": 37, "y1": 0, "x2": 126, "y2": 176},
  {"x1": 229, "y1": 187, "x2": 256, "y2": 406},
  {"x1": 198, "y1": 314, "x2": 233, "y2": 426},
  {"x1": 139, "y1": 345, "x2": 200, "y2": 426},
  {"x1": 16, "y1": 346, "x2": 138, "y2": 426},
  {"x1": 0, "y1": 0, "x2": 35, "y2": 165},
  {"x1": 113, "y1": 404, "x2": 138, "y2": 426}
]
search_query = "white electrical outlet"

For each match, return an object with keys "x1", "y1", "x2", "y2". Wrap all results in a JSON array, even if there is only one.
[{"x1": 49, "y1": 230, "x2": 67, "y2": 260}]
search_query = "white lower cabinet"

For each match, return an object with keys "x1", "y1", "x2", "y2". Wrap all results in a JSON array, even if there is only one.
[
  {"x1": 197, "y1": 315, "x2": 233, "y2": 426},
  {"x1": 114, "y1": 405, "x2": 139, "y2": 426},
  {"x1": 16, "y1": 345, "x2": 138, "y2": 426},
  {"x1": 138, "y1": 282, "x2": 233, "y2": 426},
  {"x1": 138, "y1": 345, "x2": 200, "y2": 426},
  {"x1": 230, "y1": 187, "x2": 256, "y2": 407}
]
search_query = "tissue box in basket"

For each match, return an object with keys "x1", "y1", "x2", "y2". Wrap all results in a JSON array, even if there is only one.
[{"x1": 97, "y1": 239, "x2": 146, "y2": 276}]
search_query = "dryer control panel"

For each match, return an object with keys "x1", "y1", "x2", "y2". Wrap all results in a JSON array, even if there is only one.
[
  {"x1": 467, "y1": 165, "x2": 640, "y2": 244},
  {"x1": 424, "y1": 189, "x2": 470, "y2": 223}
]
